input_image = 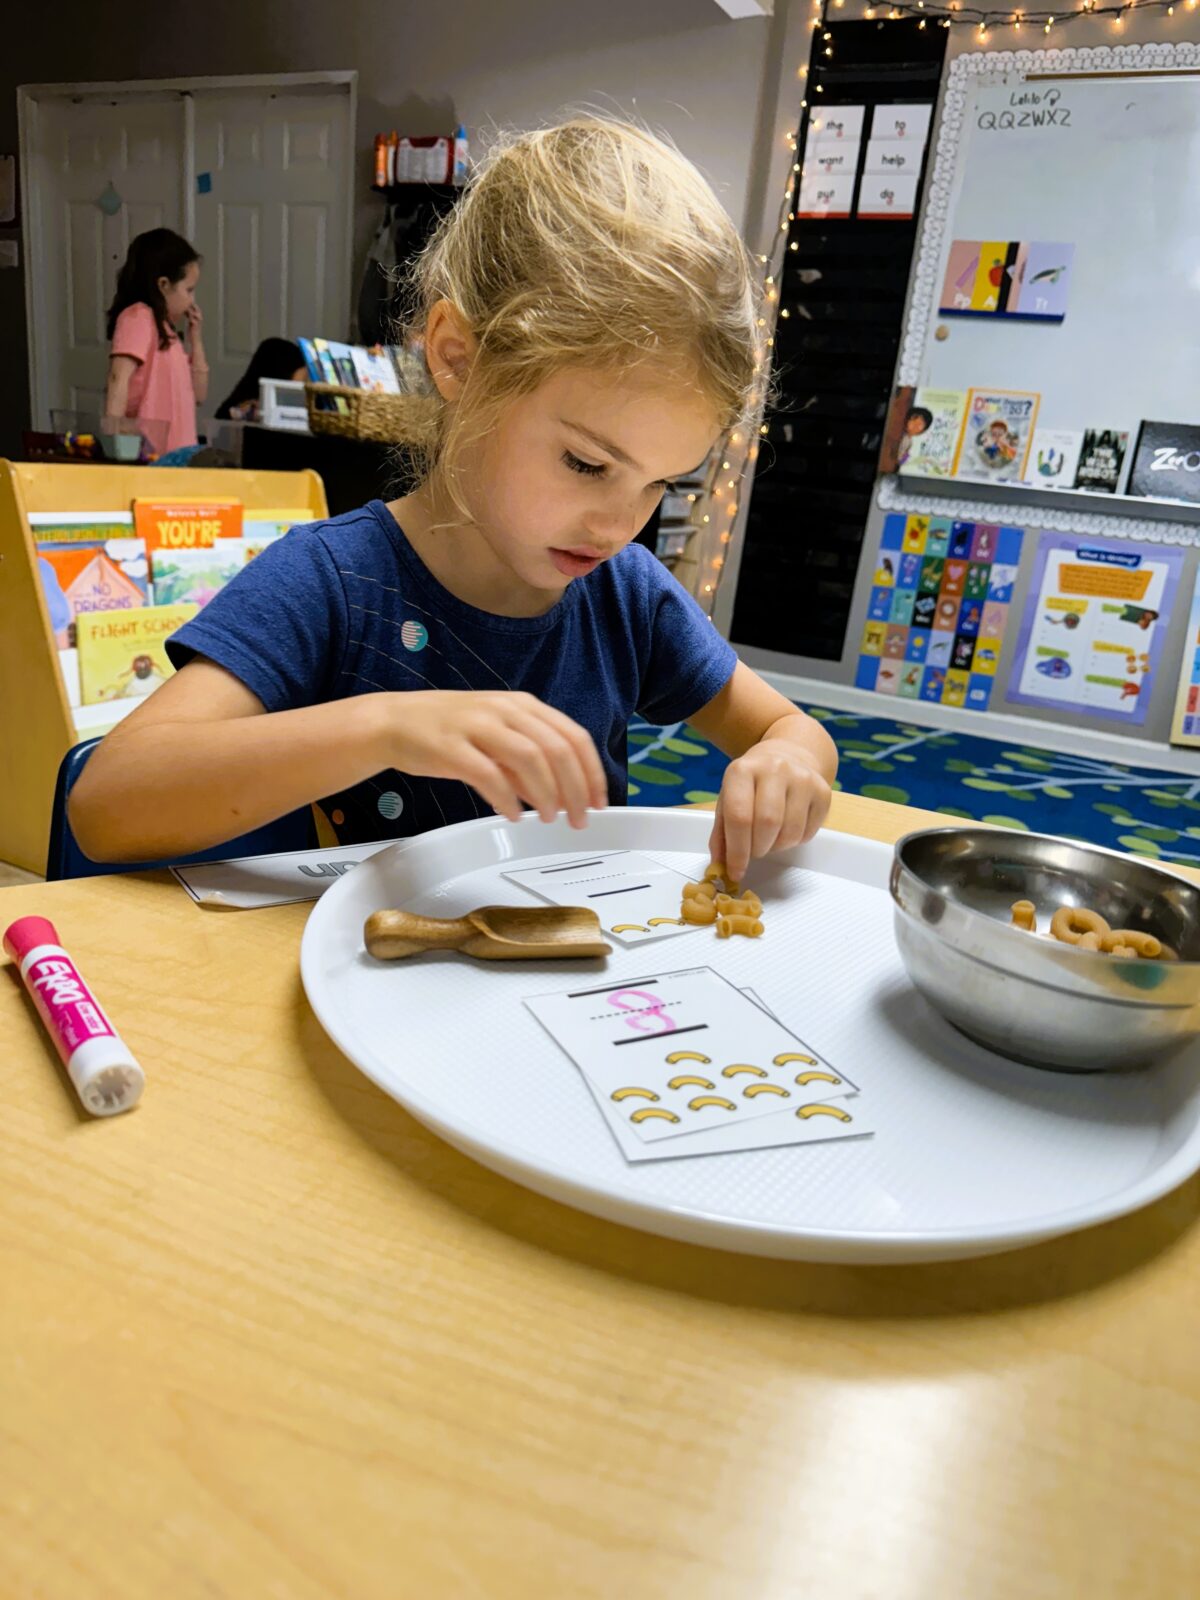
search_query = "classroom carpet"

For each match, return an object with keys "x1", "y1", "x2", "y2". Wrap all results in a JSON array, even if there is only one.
[{"x1": 626, "y1": 707, "x2": 1200, "y2": 868}]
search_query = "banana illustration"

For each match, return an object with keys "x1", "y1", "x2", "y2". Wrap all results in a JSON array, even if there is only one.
[
  {"x1": 796, "y1": 1103, "x2": 852, "y2": 1122},
  {"x1": 630, "y1": 1107, "x2": 681, "y2": 1124},
  {"x1": 774, "y1": 1053, "x2": 818, "y2": 1067},
  {"x1": 611, "y1": 924, "x2": 649, "y2": 934},
  {"x1": 743, "y1": 1083, "x2": 790, "y2": 1099},
  {"x1": 722, "y1": 1064, "x2": 768, "y2": 1079},
  {"x1": 665, "y1": 1050, "x2": 712, "y2": 1066},
  {"x1": 647, "y1": 917, "x2": 684, "y2": 927},
  {"x1": 688, "y1": 1095, "x2": 738, "y2": 1113},
  {"x1": 611, "y1": 1086, "x2": 659, "y2": 1103},
  {"x1": 668, "y1": 1074, "x2": 715, "y2": 1091},
  {"x1": 795, "y1": 1071, "x2": 842, "y2": 1087}
]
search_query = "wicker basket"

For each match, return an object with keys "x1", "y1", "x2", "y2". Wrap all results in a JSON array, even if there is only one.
[{"x1": 305, "y1": 383, "x2": 411, "y2": 443}]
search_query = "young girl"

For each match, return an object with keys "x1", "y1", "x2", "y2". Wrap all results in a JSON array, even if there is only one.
[
  {"x1": 104, "y1": 228, "x2": 207, "y2": 454},
  {"x1": 72, "y1": 119, "x2": 836, "y2": 885}
]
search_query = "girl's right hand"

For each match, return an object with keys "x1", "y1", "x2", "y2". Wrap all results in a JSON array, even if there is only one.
[{"x1": 373, "y1": 690, "x2": 608, "y2": 828}]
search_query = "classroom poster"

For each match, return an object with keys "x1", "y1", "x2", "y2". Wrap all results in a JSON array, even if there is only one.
[
  {"x1": 856, "y1": 513, "x2": 1025, "y2": 712},
  {"x1": 1169, "y1": 568, "x2": 1200, "y2": 748},
  {"x1": 1007, "y1": 533, "x2": 1184, "y2": 725},
  {"x1": 953, "y1": 389, "x2": 1039, "y2": 485}
]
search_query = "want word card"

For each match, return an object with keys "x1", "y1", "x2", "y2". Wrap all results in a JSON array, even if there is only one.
[
  {"x1": 525, "y1": 967, "x2": 869, "y2": 1164},
  {"x1": 856, "y1": 513, "x2": 1025, "y2": 712},
  {"x1": 504, "y1": 851, "x2": 701, "y2": 947}
]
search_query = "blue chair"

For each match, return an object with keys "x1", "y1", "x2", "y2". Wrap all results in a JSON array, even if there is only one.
[{"x1": 47, "y1": 737, "x2": 318, "y2": 880}]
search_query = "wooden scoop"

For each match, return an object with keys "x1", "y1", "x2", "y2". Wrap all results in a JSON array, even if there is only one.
[{"x1": 364, "y1": 904, "x2": 611, "y2": 961}]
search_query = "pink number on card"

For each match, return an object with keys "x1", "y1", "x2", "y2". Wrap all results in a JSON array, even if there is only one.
[{"x1": 605, "y1": 988, "x2": 678, "y2": 1035}]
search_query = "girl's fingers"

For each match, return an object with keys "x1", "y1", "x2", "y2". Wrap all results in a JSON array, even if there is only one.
[
  {"x1": 716, "y1": 764, "x2": 756, "y2": 883},
  {"x1": 750, "y1": 772, "x2": 788, "y2": 862},
  {"x1": 535, "y1": 704, "x2": 608, "y2": 811},
  {"x1": 485, "y1": 729, "x2": 560, "y2": 822},
  {"x1": 454, "y1": 746, "x2": 522, "y2": 822},
  {"x1": 708, "y1": 810, "x2": 726, "y2": 873},
  {"x1": 522, "y1": 718, "x2": 590, "y2": 829}
]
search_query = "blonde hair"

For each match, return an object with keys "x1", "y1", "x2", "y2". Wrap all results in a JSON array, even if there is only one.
[{"x1": 391, "y1": 116, "x2": 764, "y2": 504}]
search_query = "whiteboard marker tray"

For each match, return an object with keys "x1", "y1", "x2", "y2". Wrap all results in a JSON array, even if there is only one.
[{"x1": 301, "y1": 808, "x2": 1200, "y2": 1263}]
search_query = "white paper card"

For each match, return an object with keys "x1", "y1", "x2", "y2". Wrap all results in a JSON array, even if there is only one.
[
  {"x1": 796, "y1": 173, "x2": 855, "y2": 219},
  {"x1": 808, "y1": 105, "x2": 866, "y2": 145},
  {"x1": 870, "y1": 104, "x2": 931, "y2": 143},
  {"x1": 172, "y1": 841, "x2": 394, "y2": 909},
  {"x1": 862, "y1": 139, "x2": 921, "y2": 177},
  {"x1": 525, "y1": 966, "x2": 867, "y2": 1162},
  {"x1": 503, "y1": 850, "x2": 701, "y2": 947},
  {"x1": 857, "y1": 174, "x2": 919, "y2": 220},
  {"x1": 805, "y1": 144, "x2": 859, "y2": 181}
]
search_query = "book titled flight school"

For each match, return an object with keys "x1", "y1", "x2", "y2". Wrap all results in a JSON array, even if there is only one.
[{"x1": 76, "y1": 603, "x2": 198, "y2": 706}]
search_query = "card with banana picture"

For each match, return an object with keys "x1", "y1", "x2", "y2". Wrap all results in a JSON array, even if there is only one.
[
  {"x1": 502, "y1": 850, "x2": 702, "y2": 946},
  {"x1": 525, "y1": 966, "x2": 872, "y2": 1164}
]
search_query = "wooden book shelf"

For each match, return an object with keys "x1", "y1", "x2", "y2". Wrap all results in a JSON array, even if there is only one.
[{"x1": 0, "y1": 461, "x2": 328, "y2": 874}]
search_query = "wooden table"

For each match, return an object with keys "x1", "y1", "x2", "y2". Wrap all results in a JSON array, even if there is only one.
[{"x1": 3, "y1": 792, "x2": 1198, "y2": 1600}]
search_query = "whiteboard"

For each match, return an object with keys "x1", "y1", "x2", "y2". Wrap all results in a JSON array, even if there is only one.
[{"x1": 900, "y1": 47, "x2": 1200, "y2": 500}]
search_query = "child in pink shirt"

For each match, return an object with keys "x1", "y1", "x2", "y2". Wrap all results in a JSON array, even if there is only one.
[{"x1": 104, "y1": 229, "x2": 208, "y2": 454}]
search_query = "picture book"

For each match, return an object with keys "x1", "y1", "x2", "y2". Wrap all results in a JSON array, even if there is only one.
[
  {"x1": 1073, "y1": 429, "x2": 1129, "y2": 495},
  {"x1": 149, "y1": 543, "x2": 245, "y2": 608},
  {"x1": 1025, "y1": 428, "x2": 1083, "y2": 489},
  {"x1": 953, "y1": 390, "x2": 1039, "y2": 484},
  {"x1": 242, "y1": 507, "x2": 310, "y2": 562},
  {"x1": 299, "y1": 338, "x2": 402, "y2": 394},
  {"x1": 76, "y1": 604, "x2": 198, "y2": 706},
  {"x1": 896, "y1": 389, "x2": 967, "y2": 480},
  {"x1": 29, "y1": 511, "x2": 134, "y2": 545},
  {"x1": 37, "y1": 542, "x2": 149, "y2": 648},
  {"x1": 1127, "y1": 421, "x2": 1200, "y2": 506},
  {"x1": 133, "y1": 499, "x2": 243, "y2": 553}
]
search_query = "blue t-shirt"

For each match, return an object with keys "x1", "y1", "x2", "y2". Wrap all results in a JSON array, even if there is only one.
[{"x1": 167, "y1": 500, "x2": 736, "y2": 844}]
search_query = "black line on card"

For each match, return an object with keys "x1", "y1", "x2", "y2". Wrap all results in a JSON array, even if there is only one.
[
  {"x1": 588, "y1": 884, "x2": 650, "y2": 899},
  {"x1": 613, "y1": 1025, "x2": 709, "y2": 1048},
  {"x1": 538, "y1": 858, "x2": 606, "y2": 874},
  {"x1": 566, "y1": 978, "x2": 659, "y2": 998}
]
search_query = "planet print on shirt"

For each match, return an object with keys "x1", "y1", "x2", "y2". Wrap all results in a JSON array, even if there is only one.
[
  {"x1": 378, "y1": 791, "x2": 405, "y2": 820},
  {"x1": 400, "y1": 620, "x2": 428, "y2": 651}
]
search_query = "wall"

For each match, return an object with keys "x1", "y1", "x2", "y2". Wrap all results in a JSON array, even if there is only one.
[
  {"x1": 2, "y1": 0, "x2": 774, "y2": 455},
  {"x1": 720, "y1": 0, "x2": 1200, "y2": 755}
]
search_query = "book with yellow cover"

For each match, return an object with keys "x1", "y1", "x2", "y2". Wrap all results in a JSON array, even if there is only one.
[{"x1": 76, "y1": 603, "x2": 198, "y2": 706}]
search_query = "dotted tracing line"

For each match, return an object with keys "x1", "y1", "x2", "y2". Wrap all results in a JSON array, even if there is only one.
[{"x1": 587, "y1": 1001, "x2": 685, "y2": 1023}]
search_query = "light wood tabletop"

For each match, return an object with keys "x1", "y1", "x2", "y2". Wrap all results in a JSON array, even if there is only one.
[{"x1": 2, "y1": 791, "x2": 1198, "y2": 1600}]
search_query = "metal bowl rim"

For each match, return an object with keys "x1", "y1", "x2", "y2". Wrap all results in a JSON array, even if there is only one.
[{"x1": 891, "y1": 825, "x2": 1200, "y2": 972}]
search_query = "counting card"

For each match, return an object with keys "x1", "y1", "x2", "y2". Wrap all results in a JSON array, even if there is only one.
[
  {"x1": 525, "y1": 966, "x2": 869, "y2": 1163},
  {"x1": 504, "y1": 850, "x2": 702, "y2": 946}
]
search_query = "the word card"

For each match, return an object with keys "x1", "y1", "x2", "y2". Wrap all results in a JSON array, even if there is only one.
[
  {"x1": 526, "y1": 966, "x2": 869, "y2": 1164},
  {"x1": 504, "y1": 850, "x2": 701, "y2": 947}
]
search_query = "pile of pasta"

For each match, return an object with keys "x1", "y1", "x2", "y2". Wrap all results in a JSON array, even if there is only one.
[
  {"x1": 1010, "y1": 900, "x2": 1174, "y2": 961},
  {"x1": 681, "y1": 862, "x2": 764, "y2": 939}
]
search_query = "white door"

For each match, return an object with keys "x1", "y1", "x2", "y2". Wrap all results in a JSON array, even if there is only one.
[
  {"x1": 191, "y1": 86, "x2": 354, "y2": 412},
  {"x1": 28, "y1": 94, "x2": 186, "y2": 421}
]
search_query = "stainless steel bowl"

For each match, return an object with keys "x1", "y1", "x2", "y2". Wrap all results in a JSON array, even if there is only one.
[{"x1": 890, "y1": 828, "x2": 1200, "y2": 1072}]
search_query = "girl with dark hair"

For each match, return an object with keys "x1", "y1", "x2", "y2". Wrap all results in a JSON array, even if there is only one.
[
  {"x1": 104, "y1": 228, "x2": 207, "y2": 453},
  {"x1": 215, "y1": 338, "x2": 307, "y2": 421}
]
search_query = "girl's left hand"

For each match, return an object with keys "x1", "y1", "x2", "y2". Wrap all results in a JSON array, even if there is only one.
[{"x1": 709, "y1": 741, "x2": 832, "y2": 885}]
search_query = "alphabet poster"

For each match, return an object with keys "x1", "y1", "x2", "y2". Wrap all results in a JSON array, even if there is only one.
[
  {"x1": 1007, "y1": 533, "x2": 1183, "y2": 724},
  {"x1": 857, "y1": 513, "x2": 1024, "y2": 711}
]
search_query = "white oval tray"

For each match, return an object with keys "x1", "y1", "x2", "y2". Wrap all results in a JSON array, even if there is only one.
[{"x1": 300, "y1": 807, "x2": 1200, "y2": 1263}]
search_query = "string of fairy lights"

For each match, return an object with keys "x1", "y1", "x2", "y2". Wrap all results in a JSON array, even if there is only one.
[{"x1": 690, "y1": 0, "x2": 1195, "y2": 617}]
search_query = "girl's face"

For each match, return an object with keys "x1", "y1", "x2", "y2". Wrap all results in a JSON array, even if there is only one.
[
  {"x1": 158, "y1": 260, "x2": 200, "y2": 322},
  {"x1": 459, "y1": 363, "x2": 720, "y2": 596}
]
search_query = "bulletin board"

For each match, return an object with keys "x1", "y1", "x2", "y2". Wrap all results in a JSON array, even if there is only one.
[{"x1": 895, "y1": 43, "x2": 1200, "y2": 507}]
